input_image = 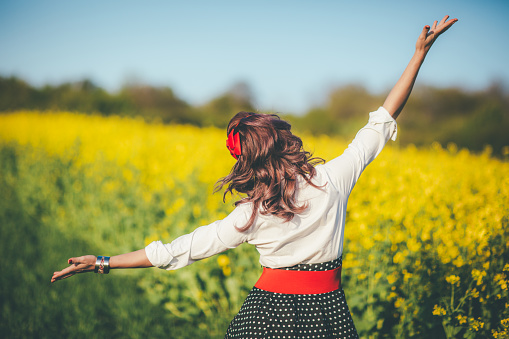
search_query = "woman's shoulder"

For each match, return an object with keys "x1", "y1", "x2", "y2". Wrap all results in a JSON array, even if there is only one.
[{"x1": 309, "y1": 163, "x2": 331, "y2": 187}]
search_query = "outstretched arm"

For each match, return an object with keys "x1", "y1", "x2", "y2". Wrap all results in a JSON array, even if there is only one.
[
  {"x1": 383, "y1": 15, "x2": 458, "y2": 119},
  {"x1": 50, "y1": 214, "x2": 247, "y2": 282},
  {"x1": 50, "y1": 249, "x2": 153, "y2": 283}
]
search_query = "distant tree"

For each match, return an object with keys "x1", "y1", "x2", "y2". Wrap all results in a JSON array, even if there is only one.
[
  {"x1": 1, "y1": 75, "x2": 507, "y2": 155},
  {"x1": 199, "y1": 81, "x2": 256, "y2": 128},
  {"x1": 0, "y1": 76, "x2": 33, "y2": 111},
  {"x1": 49, "y1": 79, "x2": 113, "y2": 114},
  {"x1": 327, "y1": 84, "x2": 382, "y2": 120},
  {"x1": 119, "y1": 84, "x2": 198, "y2": 124},
  {"x1": 443, "y1": 83, "x2": 509, "y2": 154},
  {"x1": 284, "y1": 108, "x2": 337, "y2": 136}
]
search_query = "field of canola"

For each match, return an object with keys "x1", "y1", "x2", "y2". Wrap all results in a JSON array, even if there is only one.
[{"x1": 0, "y1": 111, "x2": 508, "y2": 338}]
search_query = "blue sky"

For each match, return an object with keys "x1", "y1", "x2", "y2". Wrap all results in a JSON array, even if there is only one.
[{"x1": 1, "y1": 0, "x2": 508, "y2": 114}]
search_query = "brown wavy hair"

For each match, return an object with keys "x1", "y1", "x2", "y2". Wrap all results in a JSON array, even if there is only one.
[{"x1": 215, "y1": 111, "x2": 325, "y2": 231}]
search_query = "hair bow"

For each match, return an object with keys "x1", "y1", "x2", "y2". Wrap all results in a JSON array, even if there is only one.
[{"x1": 226, "y1": 130, "x2": 241, "y2": 160}]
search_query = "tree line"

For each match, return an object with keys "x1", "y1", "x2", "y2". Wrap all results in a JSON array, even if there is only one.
[{"x1": 1, "y1": 75, "x2": 507, "y2": 155}]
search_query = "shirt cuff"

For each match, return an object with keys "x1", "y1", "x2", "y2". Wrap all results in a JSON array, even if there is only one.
[
  {"x1": 368, "y1": 106, "x2": 398, "y2": 141},
  {"x1": 145, "y1": 240, "x2": 175, "y2": 269}
]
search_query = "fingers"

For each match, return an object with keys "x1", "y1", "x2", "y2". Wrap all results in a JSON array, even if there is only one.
[
  {"x1": 68, "y1": 256, "x2": 83, "y2": 265},
  {"x1": 416, "y1": 15, "x2": 457, "y2": 53},
  {"x1": 51, "y1": 266, "x2": 76, "y2": 283},
  {"x1": 68, "y1": 255, "x2": 91, "y2": 266},
  {"x1": 435, "y1": 16, "x2": 458, "y2": 36},
  {"x1": 439, "y1": 15, "x2": 449, "y2": 26},
  {"x1": 52, "y1": 255, "x2": 97, "y2": 282},
  {"x1": 423, "y1": 15, "x2": 458, "y2": 42},
  {"x1": 431, "y1": 20, "x2": 438, "y2": 31},
  {"x1": 51, "y1": 271, "x2": 74, "y2": 283},
  {"x1": 419, "y1": 25, "x2": 430, "y2": 40},
  {"x1": 444, "y1": 17, "x2": 458, "y2": 29},
  {"x1": 437, "y1": 16, "x2": 457, "y2": 29}
]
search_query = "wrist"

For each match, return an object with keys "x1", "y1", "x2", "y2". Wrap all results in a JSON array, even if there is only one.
[
  {"x1": 94, "y1": 256, "x2": 110, "y2": 274},
  {"x1": 413, "y1": 49, "x2": 427, "y2": 62}
]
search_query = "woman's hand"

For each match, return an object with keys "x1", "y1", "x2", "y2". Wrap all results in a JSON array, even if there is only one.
[
  {"x1": 416, "y1": 15, "x2": 458, "y2": 55},
  {"x1": 383, "y1": 15, "x2": 458, "y2": 119},
  {"x1": 51, "y1": 255, "x2": 96, "y2": 283},
  {"x1": 51, "y1": 249, "x2": 153, "y2": 283}
]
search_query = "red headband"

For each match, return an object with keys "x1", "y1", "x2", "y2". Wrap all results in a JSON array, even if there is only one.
[{"x1": 226, "y1": 129, "x2": 241, "y2": 160}]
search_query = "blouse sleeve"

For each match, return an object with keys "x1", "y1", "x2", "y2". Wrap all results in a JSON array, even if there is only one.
[
  {"x1": 321, "y1": 106, "x2": 397, "y2": 195},
  {"x1": 144, "y1": 203, "x2": 253, "y2": 270}
]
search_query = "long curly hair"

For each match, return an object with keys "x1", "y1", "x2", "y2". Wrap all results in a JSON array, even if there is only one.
[{"x1": 215, "y1": 111, "x2": 325, "y2": 231}]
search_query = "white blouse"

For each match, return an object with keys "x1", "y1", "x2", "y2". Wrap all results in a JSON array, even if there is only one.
[{"x1": 145, "y1": 106, "x2": 397, "y2": 270}]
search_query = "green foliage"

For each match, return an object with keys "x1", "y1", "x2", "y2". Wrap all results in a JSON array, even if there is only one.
[
  {"x1": 118, "y1": 84, "x2": 201, "y2": 124},
  {"x1": 2, "y1": 76, "x2": 508, "y2": 155},
  {"x1": 327, "y1": 84, "x2": 383, "y2": 120},
  {"x1": 0, "y1": 144, "x2": 234, "y2": 338},
  {"x1": 197, "y1": 81, "x2": 255, "y2": 128},
  {"x1": 396, "y1": 84, "x2": 509, "y2": 155},
  {"x1": 0, "y1": 76, "x2": 252, "y2": 127},
  {"x1": 1, "y1": 114, "x2": 508, "y2": 338},
  {"x1": 447, "y1": 101, "x2": 509, "y2": 153}
]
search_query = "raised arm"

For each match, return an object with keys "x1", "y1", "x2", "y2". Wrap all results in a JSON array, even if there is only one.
[
  {"x1": 383, "y1": 15, "x2": 458, "y2": 119},
  {"x1": 50, "y1": 249, "x2": 153, "y2": 283}
]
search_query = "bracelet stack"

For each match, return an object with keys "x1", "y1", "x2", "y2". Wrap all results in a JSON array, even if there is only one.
[{"x1": 94, "y1": 256, "x2": 110, "y2": 274}]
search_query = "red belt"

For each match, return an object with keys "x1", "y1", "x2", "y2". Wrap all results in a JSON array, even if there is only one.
[{"x1": 254, "y1": 266, "x2": 342, "y2": 294}]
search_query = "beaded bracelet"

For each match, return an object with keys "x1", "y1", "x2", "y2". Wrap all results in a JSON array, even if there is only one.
[{"x1": 94, "y1": 256, "x2": 110, "y2": 274}]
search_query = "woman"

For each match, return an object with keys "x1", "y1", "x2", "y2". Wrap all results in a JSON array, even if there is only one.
[{"x1": 51, "y1": 16, "x2": 457, "y2": 338}]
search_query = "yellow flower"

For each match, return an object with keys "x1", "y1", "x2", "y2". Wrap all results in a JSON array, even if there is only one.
[
  {"x1": 387, "y1": 292, "x2": 398, "y2": 301},
  {"x1": 493, "y1": 329, "x2": 509, "y2": 338},
  {"x1": 387, "y1": 273, "x2": 398, "y2": 285},
  {"x1": 456, "y1": 315, "x2": 467, "y2": 325},
  {"x1": 222, "y1": 266, "x2": 232, "y2": 276},
  {"x1": 445, "y1": 274, "x2": 460, "y2": 286},
  {"x1": 393, "y1": 252, "x2": 405, "y2": 264},
  {"x1": 394, "y1": 297, "x2": 405, "y2": 309},
  {"x1": 432, "y1": 304, "x2": 446, "y2": 316},
  {"x1": 469, "y1": 317, "x2": 484, "y2": 332},
  {"x1": 452, "y1": 256, "x2": 464, "y2": 267},
  {"x1": 217, "y1": 254, "x2": 230, "y2": 267},
  {"x1": 471, "y1": 269, "x2": 486, "y2": 285},
  {"x1": 501, "y1": 318, "x2": 509, "y2": 327}
]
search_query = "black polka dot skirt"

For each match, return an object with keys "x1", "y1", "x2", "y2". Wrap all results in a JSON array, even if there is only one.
[{"x1": 225, "y1": 257, "x2": 358, "y2": 338}]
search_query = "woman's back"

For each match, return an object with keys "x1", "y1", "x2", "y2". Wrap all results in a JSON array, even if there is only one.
[{"x1": 216, "y1": 106, "x2": 397, "y2": 269}]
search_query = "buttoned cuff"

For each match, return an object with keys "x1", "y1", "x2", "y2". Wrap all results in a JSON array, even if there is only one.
[
  {"x1": 368, "y1": 106, "x2": 398, "y2": 141},
  {"x1": 145, "y1": 240, "x2": 175, "y2": 269}
]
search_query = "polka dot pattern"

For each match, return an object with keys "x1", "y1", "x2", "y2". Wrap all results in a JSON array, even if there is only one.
[
  {"x1": 280, "y1": 257, "x2": 342, "y2": 272},
  {"x1": 225, "y1": 258, "x2": 358, "y2": 338}
]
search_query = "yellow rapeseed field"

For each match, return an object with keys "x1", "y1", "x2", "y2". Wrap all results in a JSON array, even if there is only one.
[{"x1": 1, "y1": 111, "x2": 508, "y2": 338}]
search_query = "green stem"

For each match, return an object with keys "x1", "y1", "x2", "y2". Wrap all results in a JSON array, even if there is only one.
[
  {"x1": 451, "y1": 284, "x2": 454, "y2": 310},
  {"x1": 443, "y1": 318, "x2": 452, "y2": 338}
]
